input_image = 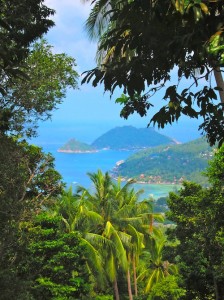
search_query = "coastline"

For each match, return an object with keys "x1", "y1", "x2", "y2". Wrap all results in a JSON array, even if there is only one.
[
  {"x1": 111, "y1": 176, "x2": 182, "y2": 187},
  {"x1": 57, "y1": 149, "x2": 99, "y2": 154}
]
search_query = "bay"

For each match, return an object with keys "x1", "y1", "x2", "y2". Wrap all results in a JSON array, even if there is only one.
[{"x1": 39, "y1": 143, "x2": 180, "y2": 200}]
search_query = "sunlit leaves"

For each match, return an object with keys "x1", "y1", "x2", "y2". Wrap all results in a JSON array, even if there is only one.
[
  {"x1": 82, "y1": 0, "x2": 224, "y2": 146},
  {"x1": 0, "y1": 39, "x2": 79, "y2": 137},
  {"x1": 0, "y1": 0, "x2": 55, "y2": 94}
]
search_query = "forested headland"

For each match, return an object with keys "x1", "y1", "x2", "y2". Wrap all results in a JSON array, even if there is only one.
[{"x1": 117, "y1": 138, "x2": 214, "y2": 185}]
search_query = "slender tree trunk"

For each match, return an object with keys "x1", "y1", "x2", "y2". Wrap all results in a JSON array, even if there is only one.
[
  {"x1": 212, "y1": 273, "x2": 224, "y2": 300},
  {"x1": 213, "y1": 272, "x2": 219, "y2": 300},
  {"x1": 149, "y1": 214, "x2": 154, "y2": 234},
  {"x1": 208, "y1": 246, "x2": 223, "y2": 300},
  {"x1": 213, "y1": 67, "x2": 224, "y2": 105},
  {"x1": 127, "y1": 267, "x2": 133, "y2": 300},
  {"x1": 113, "y1": 279, "x2": 120, "y2": 300},
  {"x1": 132, "y1": 256, "x2": 138, "y2": 297}
]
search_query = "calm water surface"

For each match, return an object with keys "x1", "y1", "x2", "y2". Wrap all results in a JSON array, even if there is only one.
[{"x1": 39, "y1": 143, "x2": 180, "y2": 199}]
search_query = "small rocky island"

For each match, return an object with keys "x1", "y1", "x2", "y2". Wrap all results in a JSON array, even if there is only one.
[{"x1": 58, "y1": 138, "x2": 97, "y2": 153}]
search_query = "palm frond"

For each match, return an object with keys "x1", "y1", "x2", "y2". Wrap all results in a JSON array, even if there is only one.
[
  {"x1": 85, "y1": 232, "x2": 113, "y2": 250},
  {"x1": 104, "y1": 221, "x2": 128, "y2": 270},
  {"x1": 106, "y1": 253, "x2": 117, "y2": 282},
  {"x1": 80, "y1": 237, "x2": 105, "y2": 285},
  {"x1": 145, "y1": 269, "x2": 157, "y2": 293}
]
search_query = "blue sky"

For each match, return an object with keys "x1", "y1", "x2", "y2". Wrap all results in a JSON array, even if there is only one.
[{"x1": 35, "y1": 0, "x2": 202, "y2": 145}]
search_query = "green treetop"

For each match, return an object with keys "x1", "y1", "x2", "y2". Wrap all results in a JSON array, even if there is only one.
[
  {"x1": 0, "y1": 0, "x2": 55, "y2": 94},
  {"x1": 167, "y1": 146, "x2": 224, "y2": 299},
  {"x1": 0, "y1": 39, "x2": 79, "y2": 137},
  {"x1": 82, "y1": 0, "x2": 224, "y2": 146}
]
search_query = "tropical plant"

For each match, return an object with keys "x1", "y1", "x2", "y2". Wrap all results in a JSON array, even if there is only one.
[
  {"x1": 0, "y1": 0, "x2": 55, "y2": 95},
  {"x1": 76, "y1": 171, "x2": 129, "y2": 299},
  {"x1": 138, "y1": 232, "x2": 178, "y2": 296},
  {"x1": 0, "y1": 39, "x2": 78, "y2": 137},
  {"x1": 82, "y1": 0, "x2": 224, "y2": 146},
  {"x1": 148, "y1": 275, "x2": 186, "y2": 300},
  {"x1": 51, "y1": 185, "x2": 107, "y2": 294},
  {"x1": 76, "y1": 171, "x2": 166, "y2": 300},
  {"x1": 0, "y1": 136, "x2": 65, "y2": 298},
  {"x1": 19, "y1": 214, "x2": 91, "y2": 299},
  {"x1": 55, "y1": 171, "x2": 153, "y2": 299},
  {"x1": 167, "y1": 146, "x2": 224, "y2": 300}
]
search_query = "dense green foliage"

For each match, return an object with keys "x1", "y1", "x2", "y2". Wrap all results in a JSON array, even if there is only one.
[
  {"x1": 59, "y1": 138, "x2": 97, "y2": 152},
  {"x1": 118, "y1": 138, "x2": 213, "y2": 184},
  {"x1": 21, "y1": 214, "x2": 91, "y2": 299},
  {"x1": 0, "y1": 214, "x2": 92, "y2": 300},
  {"x1": 1, "y1": 148, "x2": 223, "y2": 299},
  {"x1": 0, "y1": 2, "x2": 82, "y2": 297},
  {"x1": 91, "y1": 125, "x2": 174, "y2": 150},
  {"x1": 149, "y1": 276, "x2": 186, "y2": 300},
  {"x1": 0, "y1": 0, "x2": 54, "y2": 95},
  {"x1": 0, "y1": 136, "x2": 65, "y2": 299},
  {"x1": 1, "y1": 1, "x2": 224, "y2": 299},
  {"x1": 0, "y1": 39, "x2": 78, "y2": 137},
  {"x1": 0, "y1": 136, "x2": 64, "y2": 229},
  {"x1": 167, "y1": 145, "x2": 224, "y2": 299},
  {"x1": 52, "y1": 170, "x2": 181, "y2": 300},
  {"x1": 82, "y1": 0, "x2": 224, "y2": 146}
]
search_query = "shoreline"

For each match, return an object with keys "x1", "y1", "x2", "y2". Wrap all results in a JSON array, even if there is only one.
[
  {"x1": 57, "y1": 149, "x2": 99, "y2": 154},
  {"x1": 111, "y1": 175, "x2": 182, "y2": 187}
]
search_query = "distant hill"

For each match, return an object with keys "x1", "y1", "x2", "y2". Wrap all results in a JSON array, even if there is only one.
[
  {"x1": 91, "y1": 126, "x2": 175, "y2": 150},
  {"x1": 58, "y1": 138, "x2": 97, "y2": 153},
  {"x1": 116, "y1": 138, "x2": 214, "y2": 185}
]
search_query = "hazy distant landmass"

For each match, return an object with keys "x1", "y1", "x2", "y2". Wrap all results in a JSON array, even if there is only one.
[
  {"x1": 58, "y1": 126, "x2": 175, "y2": 153},
  {"x1": 91, "y1": 126, "x2": 176, "y2": 150},
  {"x1": 115, "y1": 138, "x2": 214, "y2": 185},
  {"x1": 58, "y1": 138, "x2": 97, "y2": 153}
]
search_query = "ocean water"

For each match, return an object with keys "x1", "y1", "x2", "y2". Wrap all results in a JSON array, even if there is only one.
[
  {"x1": 29, "y1": 118, "x2": 193, "y2": 200},
  {"x1": 38, "y1": 143, "x2": 180, "y2": 200}
]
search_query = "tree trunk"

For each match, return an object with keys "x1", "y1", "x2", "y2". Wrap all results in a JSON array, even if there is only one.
[
  {"x1": 213, "y1": 272, "x2": 219, "y2": 300},
  {"x1": 113, "y1": 279, "x2": 120, "y2": 300},
  {"x1": 127, "y1": 268, "x2": 133, "y2": 300},
  {"x1": 132, "y1": 257, "x2": 138, "y2": 297},
  {"x1": 213, "y1": 274, "x2": 224, "y2": 300},
  {"x1": 213, "y1": 67, "x2": 224, "y2": 105},
  {"x1": 149, "y1": 214, "x2": 154, "y2": 234}
]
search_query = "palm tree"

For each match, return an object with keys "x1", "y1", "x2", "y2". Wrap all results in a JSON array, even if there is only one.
[
  {"x1": 76, "y1": 170, "x2": 129, "y2": 300},
  {"x1": 51, "y1": 185, "x2": 108, "y2": 291},
  {"x1": 110, "y1": 178, "x2": 145, "y2": 299},
  {"x1": 78, "y1": 172, "x2": 146, "y2": 300},
  {"x1": 138, "y1": 232, "x2": 178, "y2": 295},
  {"x1": 81, "y1": 0, "x2": 113, "y2": 41},
  {"x1": 53, "y1": 171, "x2": 167, "y2": 299},
  {"x1": 81, "y1": 0, "x2": 131, "y2": 64}
]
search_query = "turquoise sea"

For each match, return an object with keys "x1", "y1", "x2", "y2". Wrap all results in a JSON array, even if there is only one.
[
  {"x1": 39, "y1": 143, "x2": 180, "y2": 200},
  {"x1": 30, "y1": 111, "x2": 202, "y2": 199}
]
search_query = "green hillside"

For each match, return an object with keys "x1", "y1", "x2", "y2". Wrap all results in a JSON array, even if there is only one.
[
  {"x1": 91, "y1": 126, "x2": 175, "y2": 150},
  {"x1": 117, "y1": 138, "x2": 214, "y2": 184},
  {"x1": 58, "y1": 139, "x2": 96, "y2": 153}
]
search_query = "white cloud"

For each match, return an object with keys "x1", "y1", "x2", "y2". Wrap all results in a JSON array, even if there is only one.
[
  {"x1": 43, "y1": 0, "x2": 97, "y2": 71},
  {"x1": 45, "y1": 0, "x2": 92, "y2": 19}
]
